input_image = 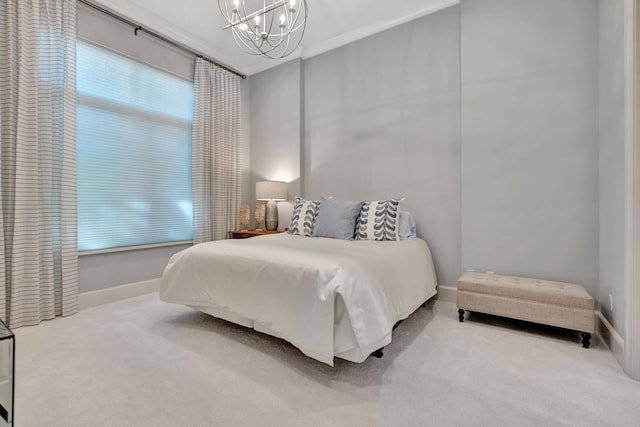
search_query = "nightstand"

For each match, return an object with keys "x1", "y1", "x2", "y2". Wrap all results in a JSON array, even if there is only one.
[{"x1": 228, "y1": 230, "x2": 283, "y2": 239}]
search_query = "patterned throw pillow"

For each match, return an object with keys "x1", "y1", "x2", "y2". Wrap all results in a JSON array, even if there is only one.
[
  {"x1": 355, "y1": 199, "x2": 402, "y2": 241},
  {"x1": 288, "y1": 197, "x2": 320, "y2": 237}
]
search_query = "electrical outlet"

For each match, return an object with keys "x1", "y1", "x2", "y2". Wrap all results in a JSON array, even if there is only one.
[{"x1": 609, "y1": 294, "x2": 613, "y2": 312}]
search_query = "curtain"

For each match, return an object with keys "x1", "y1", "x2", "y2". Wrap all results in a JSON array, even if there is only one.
[
  {"x1": 192, "y1": 57, "x2": 241, "y2": 243},
  {"x1": 0, "y1": 0, "x2": 78, "y2": 327}
]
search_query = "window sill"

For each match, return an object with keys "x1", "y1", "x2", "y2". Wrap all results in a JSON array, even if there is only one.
[{"x1": 78, "y1": 241, "x2": 193, "y2": 256}]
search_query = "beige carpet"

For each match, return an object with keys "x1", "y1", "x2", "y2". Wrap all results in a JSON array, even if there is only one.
[{"x1": 14, "y1": 293, "x2": 640, "y2": 427}]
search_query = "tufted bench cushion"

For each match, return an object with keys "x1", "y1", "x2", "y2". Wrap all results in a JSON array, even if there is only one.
[{"x1": 457, "y1": 272, "x2": 595, "y2": 347}]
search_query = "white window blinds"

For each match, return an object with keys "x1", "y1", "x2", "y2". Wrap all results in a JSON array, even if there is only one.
[{"x1": 76, "y1": 40, "x2": 193, "y2": 252}]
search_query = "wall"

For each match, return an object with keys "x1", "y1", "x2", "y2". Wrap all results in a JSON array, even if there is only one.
[
  {"x1": 248, "y1": 1, "x2": 609, "y2": 301},
  {"x1": 249, "y1": 59, "x2": 302, "y2": 230},
  {"x1": 303, "y1": 6, "x2": 462, "y2": 287},
  {"x1": 241, "y1": 79, "x2": 252, "y2": 220},
  {"x1": 598, "y1": 0, "x2": 626, "y2": 334},
  {"x1": 460, "y1": 0, "x2": 600, "y2": 297},
  {"x1": 77, "y1": 3, "x2": 193, "y2": 79},
  {"x1": 630, "y1": 0, "x2": 640, "y2": 379},
  {"x1": 77, "y1": 3, "x2": 252, "y2": 292}
]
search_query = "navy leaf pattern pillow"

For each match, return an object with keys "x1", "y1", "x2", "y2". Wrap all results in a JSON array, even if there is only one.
[
  {"x1": 288, "y1": 197, "x2": 320, "y2": 237},
  {"x1": 355, "y1": 199, "x2": 402, "y2": 241}
]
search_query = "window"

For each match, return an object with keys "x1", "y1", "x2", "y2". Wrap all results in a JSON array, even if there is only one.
[{"x1": 76, "y1": 40, "x2": 193, "y2": 251}]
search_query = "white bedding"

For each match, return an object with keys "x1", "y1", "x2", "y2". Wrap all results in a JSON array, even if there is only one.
[{"x1": 160, "y1": 233, "x2": 438, "y2": 365}]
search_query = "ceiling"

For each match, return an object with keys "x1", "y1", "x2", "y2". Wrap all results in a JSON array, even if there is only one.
[{"x1": 92, "y1": 0, "x2": 459, "y2": 76}]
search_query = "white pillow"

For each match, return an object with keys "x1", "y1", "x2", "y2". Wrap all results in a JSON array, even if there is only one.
[
  {"x1": 355, "y1": 199, "x2": 403, "y2": 241},
  {"x1": 287, "y1": 197, "x2": 319, "y2": 237}
]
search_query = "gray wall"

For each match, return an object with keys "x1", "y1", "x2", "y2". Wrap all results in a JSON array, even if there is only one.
[
  {"x1": 250, "y1": 1, "x2": 604, "y2": 294},
  {"x1": 598, "y1": 0, "x2": 626, "y2": 334},
  {"x1": 78, "y1": 0, "x2": 622, "y2": 316},
  {"x1": 303, "y1": 6, "x2": 462, "y2": 287},
  {"x1": 241, "y1": 79, "x2": 252, "y2": 217},
  {"x1": 79, "y1": 245, "x2": 191, "y2": 293},
  {"x1": 77, "y1": 3, "x2": 251, "y2": 292},
  {"x1": 77, "y1": 3, "x2": 193, "y2": 80},
  {"x1": 460, "y1": 0, "x2": 600, "y2": 297},
  {"x1": 249, "y1": 59, "x2": 302, "y2": 230}
]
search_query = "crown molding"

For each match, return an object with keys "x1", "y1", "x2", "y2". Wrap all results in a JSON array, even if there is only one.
[
  {"x1": 245, "y1": 53, "x2": 302, "y2": 76},
  {"x1": 88, "y1": 0, "x2": 459, "y2": 77},
  {"x1": 300, "y1": 0, "x2": 460, "y2": 60},
  {"x1": 242, "y1": 0, "x2": 460, "y2": 75}
]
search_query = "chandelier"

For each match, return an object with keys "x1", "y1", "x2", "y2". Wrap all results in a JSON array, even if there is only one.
[{"x1": 218, "y1": 0, "x2": 308, "y2": 59}]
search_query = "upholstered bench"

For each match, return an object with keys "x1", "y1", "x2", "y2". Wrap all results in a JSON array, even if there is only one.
[{"x1": 456, "y1": 272, "x2": 595, "y2": 348}]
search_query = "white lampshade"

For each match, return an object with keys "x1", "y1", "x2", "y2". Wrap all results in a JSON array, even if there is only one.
[{"x1": 256, "y1": 181, "x2": 287, "y2": 201}]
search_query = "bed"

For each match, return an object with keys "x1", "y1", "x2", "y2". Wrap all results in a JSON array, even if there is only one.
[{"x1": 160, "y1": 233, "x2": 438, "y2": 366}]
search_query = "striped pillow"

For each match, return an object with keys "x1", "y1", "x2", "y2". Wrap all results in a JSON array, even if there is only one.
[
  {"x1": 355, "y1": 199, "x2": 402, "y2": 241},
  {"x1": 288, "y1": 197, "x2": 320, "y2": 237}
]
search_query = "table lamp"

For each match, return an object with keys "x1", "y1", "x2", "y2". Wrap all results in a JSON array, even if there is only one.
[{"x1": 256, "y1": 181, "x2": 288, "y2": 231}]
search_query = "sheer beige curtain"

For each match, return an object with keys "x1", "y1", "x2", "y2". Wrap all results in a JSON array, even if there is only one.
[
  {"x1": 0, "y1": 0, "x2": 78, "y2": 327},
  {"x1": 192, "y1": 58, "x2": 241, "y2": 243}
]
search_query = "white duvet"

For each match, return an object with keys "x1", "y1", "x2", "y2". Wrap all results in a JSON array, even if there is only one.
[{"x1": 160, "y1": 233, "x2": 438, "y2": 365}]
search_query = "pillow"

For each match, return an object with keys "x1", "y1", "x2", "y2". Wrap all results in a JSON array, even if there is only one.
[
  {"x1": 288, "y1": 197, "x2": 320, "y2": 237},
  {"x1": 355, "y1": 199, "x2": 403, "y2": 241},
  {"x1": 399, "y1": 211, "x2": 417, "y2": 240},
  {"x1": 312, "y1": 197, "x2": 364, "y2": 240}
]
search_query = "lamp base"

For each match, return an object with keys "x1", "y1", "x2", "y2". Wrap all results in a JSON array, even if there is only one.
[{"x1": 265, "y1": 200, "x2": 278, "y2": 231}]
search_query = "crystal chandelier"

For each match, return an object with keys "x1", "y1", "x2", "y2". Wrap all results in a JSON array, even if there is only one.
[{"x1": 218, "y1": 0, "x2": 308, "y2": 59}]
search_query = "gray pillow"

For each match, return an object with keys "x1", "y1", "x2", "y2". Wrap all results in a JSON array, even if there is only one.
[
  {"x1": 312, "y1": 197, "x2": 364, "y2": 240},
  {"x1": 399, "y1": 211, "x2": 417, "y2": 240}
]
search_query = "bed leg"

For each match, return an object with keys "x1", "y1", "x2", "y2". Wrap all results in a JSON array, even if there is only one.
[
  {"x1": 581, "y1": 332, "x2": 592, "y2": 348},
  {"x1": 372, "y1": 348, "x2": 384, "y2": 358},
  {"x1": 458, "y1": 309, "x2": 465, "y2": 322},
  {"x1": 420, "y1": 301, "x2": 427, "y2": 308}
]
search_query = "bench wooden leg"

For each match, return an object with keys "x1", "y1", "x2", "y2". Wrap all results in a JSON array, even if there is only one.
[
  {"x1": 458, "y1": 309, "x2": 465, "y2": 322},
  {"x1": 581, "y1": 332, "x2": 592, "y2": 349}
]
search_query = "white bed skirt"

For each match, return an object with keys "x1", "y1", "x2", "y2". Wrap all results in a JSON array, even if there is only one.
[
  {"x1": 161, "y1": 234, "x2": 438, "y2": 365},
  {"x1": 188, "y1": 286, "x2": 436, "y2": 363}
]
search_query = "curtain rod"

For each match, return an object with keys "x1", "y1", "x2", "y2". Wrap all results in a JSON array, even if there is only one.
[{"x1": 77, "y1": 0, "x2": 247, "y2": 79}]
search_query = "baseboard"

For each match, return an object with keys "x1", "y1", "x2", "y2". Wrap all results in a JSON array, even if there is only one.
[
  {"x1": 77, "y1": 282, "x2": 627, "y2": 369},
  {"x1": 595, "y1": 311, "x2": 625, "y2": 367},
  {"x1": 435, "y1": 285, "x2": 456, "y2": 303},
  {"x1": 79, "y1": 278, "x2": 161, "y2": 310},
  {"x1": 436, "y1": 288, "x2": 625, "y2": 366}
]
